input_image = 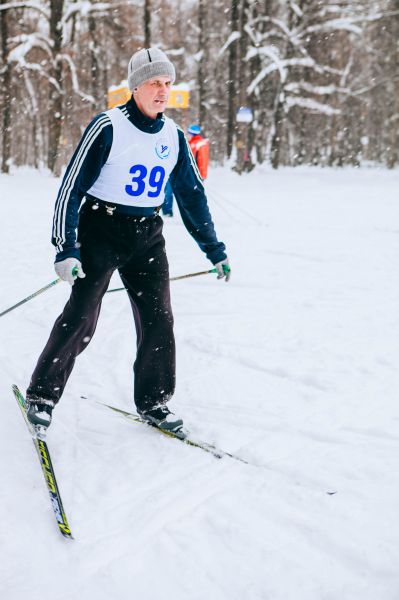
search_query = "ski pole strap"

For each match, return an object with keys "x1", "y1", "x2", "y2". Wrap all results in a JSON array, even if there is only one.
[
  {"x1": 0, "y1": 278, "x2": 61, "y2": 318},
  {"x1": 106, "y1": 268, "x2": 218, "y2": 294}
]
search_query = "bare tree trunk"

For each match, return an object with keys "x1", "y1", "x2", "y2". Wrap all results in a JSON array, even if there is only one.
[
  {"x1": 88, "y1": 12, "x2": 101, "y2": 111},
  {"x1": 23, "y1": 69, "x2": 45, "y2": 168},
  {"x1": 270, "y1": 87, "x2": 284, "y2": 169},
  {"x1": 234, "y1": 0, "x2": 254, "y2": 173},
  {"x1": 386, "y1": 1, "x2": 399, "y2": 168},
  {"x1": 252, "y1": 0, "x2": 273, "y2": 165},
  {"x1": 0, "y1": 0, "x2": 11, "y2": 173},
  {"x1": 47, "y1": 0, "x2": 65, "y2": 174},
  {"x1": 269, "y1": 1, "x2": 304, "y2": 169},
  {"x1": 144, "y1": 0, "x2": 151, "y2": 48},
  {"x1": 226, "y1": 0, "x2": 239, "y2": 158},
  {"x1": 198, "y1": 0, "x2": 206, "y2": 127}
]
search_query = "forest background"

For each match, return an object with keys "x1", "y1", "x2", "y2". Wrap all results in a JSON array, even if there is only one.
[{"x1": 0, "y1": 0, "x2": 398, "y2": 176}]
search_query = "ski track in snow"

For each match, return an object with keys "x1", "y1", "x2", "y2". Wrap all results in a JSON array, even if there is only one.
[{"x1": 1, "y1": 165, "x2": 399, "y2": 600}]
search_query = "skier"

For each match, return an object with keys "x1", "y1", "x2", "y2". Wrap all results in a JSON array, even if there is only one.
[
  {"x1": 187, "y1": 124, "x2": 210, "y2": 180},
  {"x1": 162, "y1": 124, "x2": 210, "y2": 217},
  {"x1": 26, "y1": 47, "x2": 230, "y2": 434}
]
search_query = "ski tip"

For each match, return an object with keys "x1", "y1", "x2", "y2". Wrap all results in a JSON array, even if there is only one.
[{"x1": 12, "y1": 383, "x2": 27, "y2": 410}]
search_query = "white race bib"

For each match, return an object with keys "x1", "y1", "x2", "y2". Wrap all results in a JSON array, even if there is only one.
[{"x1": 87, "y1": 108, "x2": 179, "y2": 207}]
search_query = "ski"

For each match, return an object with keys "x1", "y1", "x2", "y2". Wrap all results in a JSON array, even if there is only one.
[
  {"x1": 97, "y1": 401, "x2": 248, "y2": 464},
  {"x1": 12, "y1": 385, "x2": 74, "y2": 540}
]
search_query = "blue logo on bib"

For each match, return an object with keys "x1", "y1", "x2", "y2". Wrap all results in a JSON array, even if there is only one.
[{"x1": 155, "y1": 139, "x2": 170, "y2": 159}]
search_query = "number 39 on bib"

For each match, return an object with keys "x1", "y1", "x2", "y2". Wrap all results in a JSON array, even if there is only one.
[{"x1": 125, "y1": 164, "x2": 166, "y2": 198}]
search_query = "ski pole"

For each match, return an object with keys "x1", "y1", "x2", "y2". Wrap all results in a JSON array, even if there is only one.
[
  {"x1": 0, "y1": 266, "x2": 80, "y2": 318},
  {"x1": 0, "y1": 278, "x2": 61, "y2": 318},
  {"x1": 106, "y1": 268, "x2": 218, "y2": 294},
  {"x1": 0, "y1": 268, "x2": 218, "y2": 317}
]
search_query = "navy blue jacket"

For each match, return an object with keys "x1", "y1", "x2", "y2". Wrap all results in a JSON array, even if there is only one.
[{"x1": 52, "y1": 96, "x2": 227, "y2": 265}]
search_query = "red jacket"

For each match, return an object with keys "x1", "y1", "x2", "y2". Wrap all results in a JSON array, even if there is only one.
[{"x1": 189, "y1": 135, "x2": 210, "y2": 179}]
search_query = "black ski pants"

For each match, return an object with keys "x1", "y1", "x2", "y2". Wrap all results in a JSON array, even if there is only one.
[{"x1": 27, "y1": 203, "x2": 175, "y2": 412}]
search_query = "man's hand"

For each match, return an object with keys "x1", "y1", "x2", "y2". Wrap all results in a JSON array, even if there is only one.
[
  {"x1": 54, "y1": 258, "x2": 86, "y2": 286},
  {"x1": 215, "y1": 258, "x2": 231, "y2": 282}
]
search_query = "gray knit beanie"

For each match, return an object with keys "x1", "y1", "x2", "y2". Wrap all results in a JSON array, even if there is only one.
[{"x1": 128, "y1": 48, "x2": 176, "y2": 91}]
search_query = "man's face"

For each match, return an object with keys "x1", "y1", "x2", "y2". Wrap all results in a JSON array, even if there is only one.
[{"x1": 134, "y1": 76, "x2": 172, "y2": 119}]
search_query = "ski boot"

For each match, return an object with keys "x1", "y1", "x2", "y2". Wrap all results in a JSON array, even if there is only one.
[
  {"x1": 138, "y1": 404, "x2": 184, "y2": 435},
  {"x1": 27, "y1": 398, "x2": 55, "y2": 435}
]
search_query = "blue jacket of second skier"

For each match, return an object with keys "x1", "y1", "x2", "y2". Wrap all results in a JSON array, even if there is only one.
[{"x1": 52, "y1": 96, "x2": 226, "y2": 265}]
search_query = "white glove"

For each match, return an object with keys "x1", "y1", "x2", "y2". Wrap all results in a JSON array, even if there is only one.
[
  {"x1": 54, "y1": 258, "x2": 86, "y2": 286},
  {"x1": 215, "y1": 258, "x2": 231, "y2": 282}
]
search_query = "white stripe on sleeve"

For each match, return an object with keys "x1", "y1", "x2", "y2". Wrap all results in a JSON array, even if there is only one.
[{"x1": 53, "y1": 114, "x2": 111, "y2": 251}]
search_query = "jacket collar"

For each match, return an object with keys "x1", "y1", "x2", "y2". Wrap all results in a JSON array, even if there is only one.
[{"x1": 122, "y1": 95, "x2": 165, "y2": 134}]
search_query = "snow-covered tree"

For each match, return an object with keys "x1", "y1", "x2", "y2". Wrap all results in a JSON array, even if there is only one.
[
  {"x1": 0, "y1": 0, "x2": 141, "y2": 173},
  {"x1": 0, "y1": 0, "x2": 397, "y2": 172},
  {"x1": 218, "y1": 0, "x2": 399, "y2": 168}
]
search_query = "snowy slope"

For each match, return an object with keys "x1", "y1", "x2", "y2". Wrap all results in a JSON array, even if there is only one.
[{"x1": 1, "y1": 166, "x2": 399, "y2": 600}]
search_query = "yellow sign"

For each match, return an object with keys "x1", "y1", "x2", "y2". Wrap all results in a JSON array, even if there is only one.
[
  {"x1": 107, "y1": 83, "x2": 190, "y2": 109},
  {"x1": 166, "y1": 89, "x2": 190, "y2": 109},
  {"x1": 108, "y1": 84, "x2": 131, "y2": 109}
]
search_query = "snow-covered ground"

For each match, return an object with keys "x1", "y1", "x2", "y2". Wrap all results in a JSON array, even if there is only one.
[{"x1": 1, "y1": 165, "x2": 398, "y2": 600}]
